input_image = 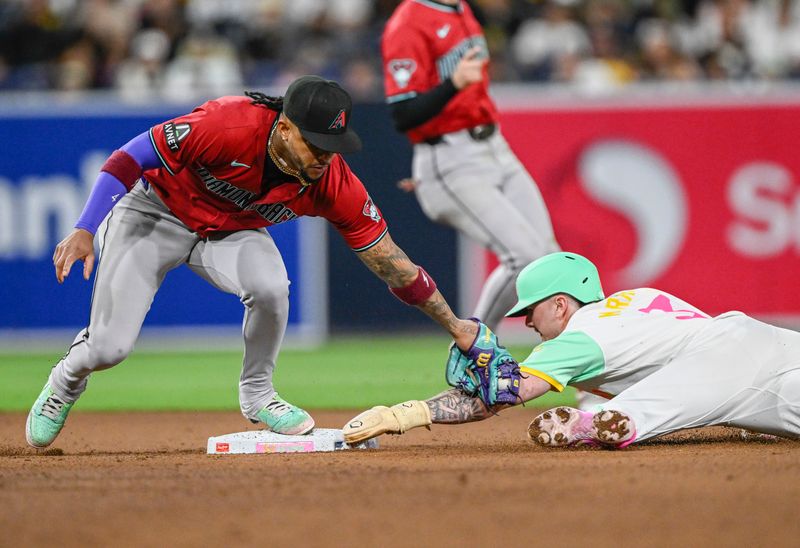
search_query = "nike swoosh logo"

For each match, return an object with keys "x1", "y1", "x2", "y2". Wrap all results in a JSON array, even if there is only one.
[
  {"x1": 421, "y1": 272, "x2": 429, "y2": 287},
  {"x1": 436, "y1": 24, "x2": 450, "y2": 39},
  {"x1": 111, "y1": 193, "x2": 120, "y2": 202},
  {"x1": 231, "y1": 160, "x2": 251, "y2": 169}
]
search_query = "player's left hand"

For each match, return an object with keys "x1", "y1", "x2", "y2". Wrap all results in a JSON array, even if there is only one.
[
  {"x1": 451, "y1": 46, "x2": 486, "y2": 90},
  {"x1": 53, "y1": 228, "x2": 95, "y2": 283},
  {"x1": 446, "y1": 319, "x2": 522, "y2": 406}
]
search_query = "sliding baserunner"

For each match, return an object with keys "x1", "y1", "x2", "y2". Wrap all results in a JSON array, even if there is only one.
[{"x1": 344, "y1": 252, "x2": 800, "y2": 447}]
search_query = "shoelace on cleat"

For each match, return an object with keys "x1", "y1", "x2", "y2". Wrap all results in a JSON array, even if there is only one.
[
  {"x1": 41, "y1": 395, "x2": 65, "y2": 421},
  {"x1": 263, "y1": 399, "x2": 292, "y2": 418}
]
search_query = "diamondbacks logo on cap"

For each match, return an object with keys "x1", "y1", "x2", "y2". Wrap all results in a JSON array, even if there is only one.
[
  {"x1": 362, "y1": 197, "x2": 381, "y2": 223},
  {"x1": 388, "y1": 59, "x2": 417, "y2": 89},
  {"x1": 329, "y1": 109, "x2": 347, "y2": 130},
  {"x1": 163, "y1": 122, "x2": 191, "y2": 152}
]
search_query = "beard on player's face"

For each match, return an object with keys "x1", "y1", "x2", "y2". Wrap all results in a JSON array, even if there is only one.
[
  {"x1": 278, "y1": 117, "x2": 334, "y2": 183},
  {"x1": 290, "y1": 147, "x2": 330, "y2": 184},
  {"x1": 299, "y1": 142, "x2": 334, "y2": 182}
]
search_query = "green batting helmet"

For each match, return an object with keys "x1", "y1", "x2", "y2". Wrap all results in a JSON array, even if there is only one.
[{"x1": 505, "y1": 252, "x2": 605, "y2": 317}]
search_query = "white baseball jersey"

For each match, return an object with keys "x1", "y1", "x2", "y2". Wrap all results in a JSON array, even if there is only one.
[
  {"x1": 520, "y1": 288, "x2": 711, "y2": 398},
  {"x1": 522, "y1": 288, "x2": 800, "y2": 441}
]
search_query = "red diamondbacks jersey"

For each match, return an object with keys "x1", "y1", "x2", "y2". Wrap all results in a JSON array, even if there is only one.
[
  {"x1": 382, "y1": 0, "x2": 498, "y2": 143},
  {"x1": 146, "y1": 96, "x2": 387, "y2": 251}
]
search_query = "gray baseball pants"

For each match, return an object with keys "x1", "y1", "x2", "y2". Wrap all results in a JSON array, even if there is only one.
[
  {"x1": 412, "y1": 127, "x2": 559, "y2": 329},
  {"x1": 48, "y1": 183, "x2": 288, "y2": 418}
]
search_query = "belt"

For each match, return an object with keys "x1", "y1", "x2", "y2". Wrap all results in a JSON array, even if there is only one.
[{"x1": 423, "y1": 123, "x2": 496, "y2": 146}]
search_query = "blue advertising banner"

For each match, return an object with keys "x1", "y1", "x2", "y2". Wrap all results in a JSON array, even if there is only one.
[{"x1": 0, "y1": 103, "x2": 326, "y2": 344}]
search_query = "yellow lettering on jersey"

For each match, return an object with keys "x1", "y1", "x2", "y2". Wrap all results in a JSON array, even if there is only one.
[
  {"x1": 476, "y1": 352, "x2": 491, "y2": 368},
  {"x1": 598, "y1": 290, "x2": 636, "y2": 318},
  {"x1": 618, "y1": 291, "x2": 636, "y2": 301}
]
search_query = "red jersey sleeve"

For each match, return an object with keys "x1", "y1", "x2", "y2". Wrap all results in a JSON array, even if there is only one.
[
  {"x1": 382, "y1": 22, "x2": 433, "y2": 102},
  {"x1": 148, "y1": 99, "x2": 232, "y2": 176},
  {"x1": 317, "y1": 158, "x2": 388, "y2": 251}
]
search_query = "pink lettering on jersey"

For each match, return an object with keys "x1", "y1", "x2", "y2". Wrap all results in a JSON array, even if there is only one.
[{"x1": 638, "y1": 294, "x2": 708, "y2": 320}]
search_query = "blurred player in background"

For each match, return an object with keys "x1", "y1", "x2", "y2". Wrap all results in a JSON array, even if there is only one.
[
  {"x1": 343, "y1": 252, "x2": 800, "y2": 447},
  {"x1": 381, "y1": 0, "x2": 560, "y2": 331},
  {"x1": 26, "y1": 75, "x2": 484, "y2": 449}
]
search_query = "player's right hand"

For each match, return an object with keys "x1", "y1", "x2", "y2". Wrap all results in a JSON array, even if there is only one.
[
  {"x1": 53, "y1": 228, "x2": 95, "y2": 283},
  {"x1": 451, "y1": 46, "x2": 486, "y2": 90},
  {"x1": 396, "y1": 177, "x2": 418, "y2": 193},
  {"x1": 342, "y1": 401, "x2": 432, "y2": 444},
  {"x1": 452, "y1": 318, "x2": 480, "y2": 352}
]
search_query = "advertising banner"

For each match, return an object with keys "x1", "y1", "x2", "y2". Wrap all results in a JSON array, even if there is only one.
[
  {"x1": 464, "y1": 96, "x2": 800, "y2": 326},
  {"x1": 0, "y1": 106, "x2": 326, "y2": 345}
]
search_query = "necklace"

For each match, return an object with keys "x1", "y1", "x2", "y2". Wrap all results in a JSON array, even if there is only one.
[{"x1": 267, "y1": 125, "x2": 309, "y2": 186}]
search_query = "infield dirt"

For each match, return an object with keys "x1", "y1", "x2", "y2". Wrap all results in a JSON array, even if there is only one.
[{"x1": 1, "y1": 407, "x2": 798, "y2": 547}]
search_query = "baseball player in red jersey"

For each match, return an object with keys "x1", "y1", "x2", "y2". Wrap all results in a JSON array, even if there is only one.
[
  {"x1": 26, "y1": 75, "x2": 486, "y2": 449},
  {"x1": 382, "y1": 0, "x2": 561, "y2": 330}
]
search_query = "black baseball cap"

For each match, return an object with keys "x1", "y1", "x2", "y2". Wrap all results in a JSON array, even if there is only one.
[{"x1": 283, "y1": 75, "x2": 362, "y2": 154}]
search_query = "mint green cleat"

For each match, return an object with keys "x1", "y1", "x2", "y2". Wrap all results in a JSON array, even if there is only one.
[
  {"x1": 251, "y1": 395, "x2": 315, "y2": 435},
  {"x1": 26, "y1": 383, "x2": 74, "y2": 448}
]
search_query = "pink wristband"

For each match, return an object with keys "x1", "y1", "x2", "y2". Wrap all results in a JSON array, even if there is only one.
[{"x1": 389, "y1": 266, "x2": 437, "y2": 305}]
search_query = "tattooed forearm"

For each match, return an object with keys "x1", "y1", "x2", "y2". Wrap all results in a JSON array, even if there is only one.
[
  {"x1": 358, "y1": 233, "x2": 457, "y2": 326},
  {"x1": 416, "y1": 291, "x2": 460, "y2": 331},
  {"x1": 425, "y1": 388, "x2": 492, "y2": 424},
  {"x1": 356, "y1": 233, "x2": 418, "y2": 287},
  {"x1": 356, "y1": 232, "x2": 477, "y2": 343}
]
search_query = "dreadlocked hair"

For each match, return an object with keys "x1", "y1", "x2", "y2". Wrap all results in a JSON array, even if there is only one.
[{"x1": 244, "y1": 91, "x2": 283, "y2": 112}]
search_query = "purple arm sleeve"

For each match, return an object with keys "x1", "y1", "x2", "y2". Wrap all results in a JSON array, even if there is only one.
[
  {"x1": 122, "y1": 130, "x2": 161, "y2": 171},
  {"x1": 74, "y1": 173, "x2": 127, "y2": 235},
  {"x1": 74, "y1": 132, "x2": 162, "y2": 235}
]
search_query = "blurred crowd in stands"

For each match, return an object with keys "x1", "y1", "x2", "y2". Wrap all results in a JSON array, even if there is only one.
[{"x1": 2, "y1": 0, "x2": 800, "y2": 99}]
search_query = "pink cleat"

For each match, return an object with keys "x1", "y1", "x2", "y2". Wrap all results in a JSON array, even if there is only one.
[
  {"x1": 527, "y1": 406, "x2": 636, "y2": 449},
  {"x1": 593, "y1": 409, "x2": 637, "y2": 448}
]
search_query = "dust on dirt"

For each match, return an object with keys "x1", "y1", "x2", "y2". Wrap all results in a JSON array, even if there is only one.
[{"x1": 1, "y1": 408, "x2": 798, "y2": 547}]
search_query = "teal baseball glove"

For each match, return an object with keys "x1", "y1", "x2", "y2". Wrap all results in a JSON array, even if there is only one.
[{"x1": 445, "y1": 319, "x2": 522, "y2": 406}]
